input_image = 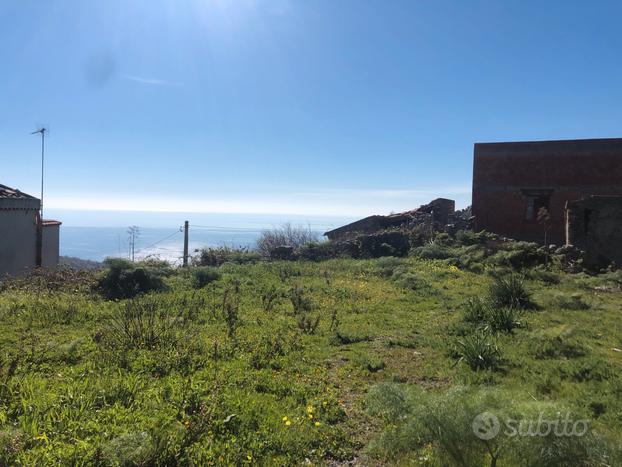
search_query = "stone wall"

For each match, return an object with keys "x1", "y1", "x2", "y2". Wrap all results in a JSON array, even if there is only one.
[
  {"x1": 566, "y1": 196, "x2": 622, "y2": 268},
  {"x1": 324, "y1": 198, "x2": 456, "y2": 241}
]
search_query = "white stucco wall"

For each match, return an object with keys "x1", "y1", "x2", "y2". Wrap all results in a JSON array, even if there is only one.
[
  {"x1": 42, "y1": 224, "x2": 60, "y2": 268},
  {"x1": 0, "y1": 209, "x2": 38, "y2": 275}
]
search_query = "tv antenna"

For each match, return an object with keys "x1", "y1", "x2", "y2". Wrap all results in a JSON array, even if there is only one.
[{"x1": 31, "y1": 126, "x2": 48, "y2": 220}]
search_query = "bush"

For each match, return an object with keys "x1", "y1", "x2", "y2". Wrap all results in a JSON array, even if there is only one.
[
  {"x1": 298, "y1": 241, "x2": 338, "y2": 261},
  {"x1": 488, "y1": 241, "x2": 545, "y2": 270},
  {"x1": 411, "y1": 243, "x2": 456, "y2": 260},
  {"x1": 365, "y1": 384, "x2": 619, "y2": 466},
  {"x1": 463, "y1": 297, "x2": 490, "y2": 324},
  {"x1": 487, "y1": 306, "x2": 523, "y2": 333},
  {"x1": 391, "y1": 267, "x2": 434, "y2": 293},
  {"x1": 489, "y1": 274, "x2": 535, "y2": 309},
  {"x1": 462, "y1": 297, "x2": 522, "y2": 333},
  {"x1": 455, "y1": 230, "x2": 497, "y2": 246},
  {"x1": 98, "y1": 296, "x2": 190, "y2": 351},
  {"x1": 374, "y1": 256, "x2": 405, "y2": 277},
  {"x1": 97, "y1": 258, "x2": 169, "y2": 300},
  {"x1": 358, "y1": 231, "x2": 411, "y2": 258},
  {"x1": 456, "y1": 245, "x2": 488, "y2": 272},
  {"x1": 526, "y1": 267, "x2": 561, "y2": 285},
  {"x1": 256, "y1": 224, "x2": 318, "y2": 258},
  {"x1": 192, "y1": 246, "x2": 260, "y2": 267},
  {"x1": 191, "y1": 267, "x2": 221, "y2": 289},
  {"x1": 456, "y1": 332, "x2": 502, "y2": 371}
]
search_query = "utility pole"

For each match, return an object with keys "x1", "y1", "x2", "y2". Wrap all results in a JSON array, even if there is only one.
[
  {"x1": 183, "y1": 220, "x2": 189, "y2": 267},
  {"x1": 31, "y1": 127, "x2": 47, "y2": 267},
  {"x1": 128, "y1": 226, "x2": 140, "y2": 262}
]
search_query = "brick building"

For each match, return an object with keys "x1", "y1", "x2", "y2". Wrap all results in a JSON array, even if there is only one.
[{"x1": 472, "y1": 138, "x2": 622, "y2": 245}]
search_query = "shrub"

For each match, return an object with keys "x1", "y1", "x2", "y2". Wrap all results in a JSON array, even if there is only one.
[
  {"x1": 374, "y1": 256, "x2": 405, "y2": 277},
  {"x1": 455, "y1": 230, "x2": 497, "y2": 246},
  {"x1": 456, "y1": 332, "x2": 502, "y2": 371},
  {"x1": 526, "y1": 267, "x2": 561, "y2": 285},
  {"x1": 463, "y1": 297, "x2": 490, "y2": 324},
  {"x1": 488, "y1": 241, "x2": 545, "y2": 270},
  {"x1": 487, "y1": 306, "x2": 523, "y2": 333},
  {"x1": 260, "y1": 285, "x2": 281, "y2": 312},
  {"x1": 192, "y1": 246, "x2": 260, "y2": 267},
  {"x1": 191, "y1": 267, "x2": 220, "y2": 289},
  {"x1": 409, "y1": 223, "x2": 434, "y2": 247},
  {"x1": 365, "y1": 384, "x2": 619, "y2": 466},
  {"x1": 358, "y1": 231, "x2": 411, "y2": 258},
  {"x1": 411, "y1": 243, "x2": 456, "y2": 260},
  {"x1": 462, "y1": 297, "x2": 522, "y2": 333},
  {"x1": 256, "y1": 223, "x2": 318, "y2": 258},
  {"x1": 98, "y1": 296, "x2": 189, "y2": 351},
  {"x1": 289, "y1": 285, "x2": 320, "y2": 334},
  {"x1": 222, "y1": 282, "x2": 241, "y2": 340},
  {"x1": 390, "y1": 266, "x2": 435, "y2": 294},
  {"x1": 298, "y1": 241, "x2": 339, "y2": 261},
  {"x1": 289, "y1": 284, "x2": 312, "y2": 314},
  {"x1": 97, "y1": 258, "x2": 168, "y2": 300},
  {"x1": 488, "y1": 274, "x2": 535, "y2": 309},
  {"x1": 456, "y1": 245, "x2": 488, "y2": 272}
]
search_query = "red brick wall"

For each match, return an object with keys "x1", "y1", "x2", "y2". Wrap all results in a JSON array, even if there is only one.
[{"x1": 472, "y1": 139, "x2": 622, "y2": 245}]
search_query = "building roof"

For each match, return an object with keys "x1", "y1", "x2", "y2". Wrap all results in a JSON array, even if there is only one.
[
  {"x1": 42, "y1": 220, "x2": 62, "y2": 226},
  {"x1": 474, "y1": 137, "x2": 622, "y2": 158},
  {"x1": 0, "y1": 183, "x2": 38, "y2": 200}
]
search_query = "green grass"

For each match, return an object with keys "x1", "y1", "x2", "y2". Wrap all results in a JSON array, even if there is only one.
[{"x1": 0, "y1": 257, "x2": 621, "y2": 464}]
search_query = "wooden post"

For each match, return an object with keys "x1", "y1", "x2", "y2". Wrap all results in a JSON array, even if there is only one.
[{"x1": 183, "y1": 221, "x2": 189, "y2": 267}]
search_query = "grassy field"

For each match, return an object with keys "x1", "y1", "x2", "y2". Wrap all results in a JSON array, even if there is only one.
[{"x1": 0, "y1": 258, "x2": 621, "y2": 465}]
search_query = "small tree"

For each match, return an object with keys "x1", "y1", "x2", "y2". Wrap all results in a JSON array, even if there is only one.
[{"x1": 256, "y1": 223, "x2": 318, "y2": 258}]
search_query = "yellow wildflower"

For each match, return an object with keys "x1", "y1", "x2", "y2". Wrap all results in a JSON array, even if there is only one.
[
  {"x1": 282, "y1": 416, "x2": 288, "y2": 421},
  {"x1": 306, "y1": 405, "x2": 314, "y2": 414},
  {"x1": 285, "y1": 420, "x2": 292, "y2": 426},
  {"x1": 315, "y1": 421, "x2": 321, "y2": 427}
]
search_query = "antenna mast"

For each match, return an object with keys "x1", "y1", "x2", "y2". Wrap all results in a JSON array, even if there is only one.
[{"x1": 31, "y1": 127, "x2": 47, "y2": 220}]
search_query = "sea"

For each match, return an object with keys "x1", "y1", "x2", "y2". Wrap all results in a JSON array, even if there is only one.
[{"x1": 47, "y1": 209, "x2": 356, "y2": 265}]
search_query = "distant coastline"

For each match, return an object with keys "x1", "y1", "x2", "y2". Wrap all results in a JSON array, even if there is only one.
[{"x1": 52, "y1": 211, "x2": 356, "y2": 263}]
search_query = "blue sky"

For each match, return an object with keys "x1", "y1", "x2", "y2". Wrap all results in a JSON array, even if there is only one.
[{"x1": 2, "y1": 0, "x2": 622, "y2": 217}]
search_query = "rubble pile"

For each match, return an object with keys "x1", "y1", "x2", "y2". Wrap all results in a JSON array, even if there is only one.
[{"x1": 324, "y1": 198, "x2": 473, "y2": 242}]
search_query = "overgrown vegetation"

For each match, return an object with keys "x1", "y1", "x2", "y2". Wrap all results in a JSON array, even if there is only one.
[
  {"x1": 256, "y1": 223, "x2": 318, "y2": 258},
  {"x1": 97, "y1": 258, "x2": 171, "y2": 299},
  {"x1": 0, "y1": 238, "x2": 621, "y2": 464}
]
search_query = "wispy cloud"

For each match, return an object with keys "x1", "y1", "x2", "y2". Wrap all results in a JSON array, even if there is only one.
[{"x1": 121, "y1": 74, "x2": 182, "y2": 86}]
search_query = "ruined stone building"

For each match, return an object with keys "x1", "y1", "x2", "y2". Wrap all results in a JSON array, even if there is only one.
[
  {"x1": 472, "y1": 138, "x2": 622, "y2": 265},
  {"x1": 324, "y1": 198, "x2": 456, "y2": 240}
]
